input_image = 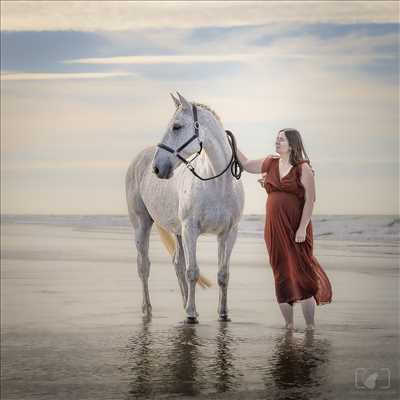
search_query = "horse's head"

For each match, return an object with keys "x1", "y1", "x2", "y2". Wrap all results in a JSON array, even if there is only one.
[{"x1": 152, "y1": 92, "x2": 204, "y2": 179}]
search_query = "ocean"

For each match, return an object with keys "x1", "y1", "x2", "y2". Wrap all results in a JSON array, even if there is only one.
[{"x1": 1, "y1": 214, "x2": 399, "y2": 243}]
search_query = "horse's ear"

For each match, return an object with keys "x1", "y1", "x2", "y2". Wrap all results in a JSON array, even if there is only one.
[
  {"x1": 170, "y1": 92, "x2": 180, "y2": 108},
  {"x1": 176, "y1": 92, "x2": 191, "y2": 112}
]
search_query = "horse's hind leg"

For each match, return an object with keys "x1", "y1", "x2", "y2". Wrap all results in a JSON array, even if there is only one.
[
  {"x1": 217, "y1": 227, "x2": 239, "y2": 321},
  {"x1": 173, "y1": 235, "x2": 188, "y2": 308},
  {"x1": 128, "y1": 205, "x2": 153, "y2": 317},
  {"x1": 135, "y1": 216, "x2": 153, "y2": 316}
]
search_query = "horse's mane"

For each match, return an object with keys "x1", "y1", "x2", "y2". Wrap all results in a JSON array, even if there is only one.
[
  {"x1": 193, "y1": 102, "x2": 223, "y2": 126},
  {"x1": 174, "y1": 101, "x2": 223, "y2": 127}
]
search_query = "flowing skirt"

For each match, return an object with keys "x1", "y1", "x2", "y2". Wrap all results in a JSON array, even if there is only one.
[{"x1": 264, "y1": 191, "x2": 333, "y2": 305}]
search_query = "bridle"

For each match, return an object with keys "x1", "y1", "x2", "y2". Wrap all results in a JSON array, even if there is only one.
[{"x1": 157, "y1": 104, "x2": 243, "y2": 181}]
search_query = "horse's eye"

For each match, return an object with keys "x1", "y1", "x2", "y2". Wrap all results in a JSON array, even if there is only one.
[{"x1": 173, "y1": 124, "x2": 182, "y2": 131}]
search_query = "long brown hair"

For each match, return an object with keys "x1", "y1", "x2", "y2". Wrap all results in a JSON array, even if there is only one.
[{"x1": 279, "y1": 128, "x2": 312, "y2": 169}]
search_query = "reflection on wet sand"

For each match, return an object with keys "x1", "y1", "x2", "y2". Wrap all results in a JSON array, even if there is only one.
[
  {"x1": 126, "y1": 320, "x2": 153, "y2": 397},
  {"x1": 124, "y1": 320, "x2": 331, "y2": 398},
  {"x1": 126, "y1": 321, "x2": 242, "y2": 397},
  {"x1": 126, "y1": 320, "x2": 203, "y2": 397},
  {"x1": 209, "y1": 322, "x2": 243, "y2": 393},
  {"x1": 265, "y1": 330, "x2": 332, "y2": 399},
  {"x1": 163, "y1": 323, "x2": 203, "y2": 396}
]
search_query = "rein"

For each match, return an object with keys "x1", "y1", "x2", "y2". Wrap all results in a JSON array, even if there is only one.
[{"x1": 157, "y1": 104, "x2": 243, "y2": 181}]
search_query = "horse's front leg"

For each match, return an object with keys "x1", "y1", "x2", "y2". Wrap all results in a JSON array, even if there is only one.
[
  {"x1": 217, "y1": 226, "x2": 239, "y2": 321},
  {"x1": 181, "y1": 223, "x2": 200, "y2": 323},
  {"x1": 172, "y1": 234, "x2": 188, "y2": 308}
]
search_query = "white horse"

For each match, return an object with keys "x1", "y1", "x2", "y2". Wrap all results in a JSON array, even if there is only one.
[{"x1": 125, "y1": 92, "x2": 244, "y2": 323}]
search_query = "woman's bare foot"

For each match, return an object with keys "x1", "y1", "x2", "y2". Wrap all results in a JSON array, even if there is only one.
[
  {"x1": 305, "y1": 324, "x2": 315, "y2": 331},
  {"x1": 285, "y1": 322, "x2": 294, "y2": 330}
]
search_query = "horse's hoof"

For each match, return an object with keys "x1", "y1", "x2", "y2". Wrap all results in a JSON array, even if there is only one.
[
  {"x1": 142, "y1": 303, "x2": 152, "y2": 315},
  {"x1": 185, "y1": 316, "x2": 199, "y2": 324},
  {"x1": 218, "y1": 315, "x2": 231, "y2": 322},
  {"x1": 142, "y1": 314, "x2": 152, "y2": 323},
  {"x1": 305, "y1": 324, "x2": 315, "y2": 331}
]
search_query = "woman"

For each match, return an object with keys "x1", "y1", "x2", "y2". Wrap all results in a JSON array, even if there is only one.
[{"x1": 236, "y1": 128, "x2": 333, "y2": 331}]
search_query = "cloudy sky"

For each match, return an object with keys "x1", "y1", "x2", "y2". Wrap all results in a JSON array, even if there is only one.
[{"x1": 1, "y1": 1, "x2": 398, "y2": 215}]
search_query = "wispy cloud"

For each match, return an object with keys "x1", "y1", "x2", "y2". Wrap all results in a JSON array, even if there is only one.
[
  {"x1": 1, "y1": 1, "x2": 397, "y2": 31},
  {"x1": 2, "y1": 160, "x2": 127, "y2": 171},
  {"x1": 1, "y1": 71, "x2": 134, "y2": 81},
  {"x1": 64, "y1": 54, "x2": 258, "y2": 65}
]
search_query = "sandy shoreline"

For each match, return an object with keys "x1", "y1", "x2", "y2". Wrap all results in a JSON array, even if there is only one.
[{"x1": 1, "y1": 222, "x2": 399, "y2": 399}]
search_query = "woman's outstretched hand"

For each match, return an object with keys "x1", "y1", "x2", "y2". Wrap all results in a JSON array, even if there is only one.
[{"x1": 258, "y1": 174, "x2": 266, "y2": 188}]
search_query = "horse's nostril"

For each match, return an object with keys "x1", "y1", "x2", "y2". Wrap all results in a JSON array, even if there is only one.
[{"x1": 153, "y1": 166, "x2": 159, "y2": 175}]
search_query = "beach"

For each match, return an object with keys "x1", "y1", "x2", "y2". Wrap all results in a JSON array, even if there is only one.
[{"x1": 1, "y1": 215, "x2": 399, "y2": 399}]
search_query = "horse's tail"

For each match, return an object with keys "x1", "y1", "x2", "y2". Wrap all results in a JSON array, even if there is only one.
[{"x1": 155, "y1": 223, "x2": 212, "y2": 289}]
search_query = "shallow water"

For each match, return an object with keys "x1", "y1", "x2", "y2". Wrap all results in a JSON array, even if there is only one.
[{"x1": 1, "y1": 221, "x2": 399, "y2": 399}]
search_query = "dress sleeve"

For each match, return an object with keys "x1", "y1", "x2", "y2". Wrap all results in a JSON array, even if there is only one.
[
  {"x1": 297, "y1": 160, "x2": 315, "y2": 178},
  {"x1": 261, "y1": 156, "x2": 274, "y2": 174}
]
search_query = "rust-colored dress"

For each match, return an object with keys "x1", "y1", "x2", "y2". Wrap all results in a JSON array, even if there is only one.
[{"x1": 262, "y1": 156, "x2": 332, "y2": 306}]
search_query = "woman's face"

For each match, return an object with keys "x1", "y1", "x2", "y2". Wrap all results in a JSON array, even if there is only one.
[{"x1": 275, "y1": 131, "x2": 291, "y2": 155}]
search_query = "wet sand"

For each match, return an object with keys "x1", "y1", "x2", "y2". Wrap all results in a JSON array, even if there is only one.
[{"x1": 1, "y1": 222, "x2": 399, "y2": 399}]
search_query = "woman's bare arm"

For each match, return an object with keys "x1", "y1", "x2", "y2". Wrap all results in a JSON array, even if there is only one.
[
  {"x1": 298, "y1": 163, "x2": 316, "y2": 230},
  {"x1": 236, "y1": 148, "x2": 279, "y2": 174}
]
